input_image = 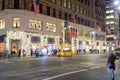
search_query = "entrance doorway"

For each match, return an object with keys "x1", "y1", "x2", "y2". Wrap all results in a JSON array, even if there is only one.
[{"x1": 11, "y1": 39, "x2": 21, "y2": 56}]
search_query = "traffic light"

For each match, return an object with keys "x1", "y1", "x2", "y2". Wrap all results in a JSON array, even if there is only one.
[{"x1": 64, "y1": 21, "x2": 68, "y2": 28}]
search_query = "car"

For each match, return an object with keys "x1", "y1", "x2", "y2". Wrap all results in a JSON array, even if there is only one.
[{"x1": 57, "y1": 50, "x2": 72, "y2": 57}]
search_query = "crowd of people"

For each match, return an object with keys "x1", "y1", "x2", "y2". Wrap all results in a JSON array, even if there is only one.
[
  {"x1": 30, "y1": 48, "x2": 58, "y2": 57},
  {"x1": 0, "y1": 47, "x2": 59, "y2": 59}
]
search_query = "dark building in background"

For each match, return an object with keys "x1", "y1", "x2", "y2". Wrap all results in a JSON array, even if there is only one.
[{"x1": 105, "y1": 0, "x2": 119, "y2": 45}]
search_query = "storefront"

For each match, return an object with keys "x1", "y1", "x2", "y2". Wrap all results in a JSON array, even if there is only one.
[
  {"x1": 0, "y1": 35, "x2": 6, "y2": 57},
  {"x1": 4, "y1": 30, "x2": 59, "y2": 56}
]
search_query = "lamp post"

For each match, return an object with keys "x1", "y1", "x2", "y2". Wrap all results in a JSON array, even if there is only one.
[{"x1": 90, "y1": 31, "x2": 96, "y2": 53}]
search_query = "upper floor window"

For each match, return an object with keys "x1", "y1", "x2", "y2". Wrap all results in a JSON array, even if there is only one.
[
  {"x1": 64, "y1": 13, "x2": 67, "y2": 20},
  {"x1": 2, "y1": 0, "x2": 5, "y2": 10},
  {"x1": 47, "y1": 6, "x2": 50, "y2": 16},
  {"x1": 106, "y1": 15, "x2": 114, "y2": 19},
  {"x1": 64, "y1": 0, "x2": 67, "y2": 8},
  {"x1": 58, "y1": 0, "x2": 62, "y2": 6},
  {"x1": 84, "y1": 9, "x2": 87, "y2": 16},
  {"x1": 0, "y1": 19, "x2": 5, "y2": 29},
  {"x1": 68, "y1": 1, "x2": 71, "y2": 9},
  {"x1": 73, "y1": 4, "x2": 75, "y2": 11},
  {"x1": 14, "y1": 0, "x2": 19, "y2": 9},
  {"x1": 106, "y1": 21, "x2": 114, "y2": 24},
  {"x1": 106, "y1": 10, "x2": 114, "y2": 14},
  {"x1": 85, "y1": 0, "x2": 87, "y2": 5},
  {"x1": 80, "y1": 7, "x2": 83, "y2": 14},
  {"x1": 29, "y1": 19, "x2": 42, "y2": 30},
  {"x1": 59, "y1": 11, "x2": 62, "y2": 19},
  {"x1": 88, "y1": 0, "x2": 90, "y2": 6},
  {"x1": 13, "y1": 18, "x2": 20, "y2": 28},
  {"x1": 81, "y1": 0, "x2": 83, "y2": 3},
  {"x1": 52, "y1": 0, "x2": 56, "y2": 3},
  {"x1": 46, "y1": 23, "x2": 56, "y2": 32},
  {"x1": 53, "y1": 8, "x2": 56, "y2": 17},
  {"x1": 76, "y1": 6, "x2": 80, "y2": 12}
]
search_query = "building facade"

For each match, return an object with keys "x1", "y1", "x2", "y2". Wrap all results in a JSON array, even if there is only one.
[
  {"x1": 0, "y1": 0, "x2": 107, "y2": 56},
  {"x1": 105, "y1": 0, "x2": 119, "y2": 50}
]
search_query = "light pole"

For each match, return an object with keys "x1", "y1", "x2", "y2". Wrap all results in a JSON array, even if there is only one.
[{"x1": 90, "y1": 31, "x2": 96, "y2": 53}]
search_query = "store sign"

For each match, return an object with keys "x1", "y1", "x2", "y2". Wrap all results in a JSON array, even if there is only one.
[{"x1": 31, "y1": 36, "x2": 40, "y2": 43}]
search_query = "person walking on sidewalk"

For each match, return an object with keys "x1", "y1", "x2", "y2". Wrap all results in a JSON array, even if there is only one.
[{"x1": 107, "y1": 52, "x2": 117, "y2": 80}]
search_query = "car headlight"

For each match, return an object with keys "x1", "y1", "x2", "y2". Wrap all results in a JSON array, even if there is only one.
[{"x1": 61, "y1": 53, "x2": 64, "y2": 55}]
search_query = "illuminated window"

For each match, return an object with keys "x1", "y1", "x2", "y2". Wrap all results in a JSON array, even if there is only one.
[
  {"x1": 29, "y1": 19, "x2": 42, "y2": 30},
  {"x1": 80, "y1": 7, "x2": 83, "y2": 14},
  {"x1": 85, "y1": 31, "x2": 90, "y2": 37},
  {"x1": 106, "y1": 21, "x2": 114, "y2": 24},
  {"x1": 78, "y1": 29, "x2": 83, "y2": 36},
  {"x1": 76, "y1": 6, "x2": 80, "y2": 12},
  {"x1": 58, "y1": 0, "x2": 62, "y2": 6},
  {"x1": 52, "y1": 0, "x2": 56, "y2": 3},
  {"x1": 110, "y1": 21, "x2": 114, "y2": 24},
  {"x1": 68, "y1": 1, "x2": 71, "y2": 9},
  {"x1": 37, "y1": 21, "x2": 42, "y2": 30},
  {"x1": 106, "y1": 6, "x2": 110, "y2": 8},
  {"x1": 64, "y1": 0, "x2": 67, "y2": 8},
  {"x1": 46, "y1": 23, "x2": 56, "y2": 32},
  {"x1": 0, "y1": 19, "x2": 5, "y2": 29},
  {"x1": 106, "y1": 15, "x2": 114, "y2": 19},
  {"x1": 106, "y1": 10, "x2": 114, "y2": 13},
  {"x1": 13, "y1": 18, "x2": 20, "y2": 28}
]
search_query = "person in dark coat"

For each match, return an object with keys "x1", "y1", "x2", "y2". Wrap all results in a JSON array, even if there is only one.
[
  {"x1": 18, "y1": 49, "x2": 21, "y2": 57},
  {"x1": 107, "y1": 52, "x2": 117, "y2": 80},
  {"x1": 30, "y1": 48, "x2": 33, "y2": 56},
  {"x1": 22, "y1": 49, "x2": 26, "y2": 57}
]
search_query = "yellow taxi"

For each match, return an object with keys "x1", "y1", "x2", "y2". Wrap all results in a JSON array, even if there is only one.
[{"x1": 57, "y1": 49, "x2": 72, "y2": 57}]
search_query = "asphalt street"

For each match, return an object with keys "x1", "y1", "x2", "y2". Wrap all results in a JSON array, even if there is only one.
[{"x1": 0, "y1": 53, "x2": 120, "y2": 80}]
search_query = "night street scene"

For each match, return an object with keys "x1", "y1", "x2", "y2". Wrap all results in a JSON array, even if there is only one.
[{"x1": 0, "y1": 0, "x2": 120, "y2": 80}]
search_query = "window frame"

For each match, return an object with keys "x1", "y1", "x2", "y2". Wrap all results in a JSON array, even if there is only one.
[{"x1": 12, "y1": 17, "x2": 20, "y2": 28}]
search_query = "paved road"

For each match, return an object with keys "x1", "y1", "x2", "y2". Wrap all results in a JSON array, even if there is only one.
[{"x1": 0, "y1": 53, "x2": 120, "y2": 80}]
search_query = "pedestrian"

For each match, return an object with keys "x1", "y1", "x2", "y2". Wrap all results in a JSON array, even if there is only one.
[
  {"x1": 30, "y1": 48, "x2": 33, "y2": 56},
  {"x1": 107, "y1": 52, "x2": 117, "y2": 80},
  {"x1": 18, "y1": 49, "x2": 21, "y2": 57},
  {"x1": 35, "y1": 48, "x2": 39, "y2": 57},
  {"x1": 22, "y1": 49, "x2": 26, "y2": 57}
]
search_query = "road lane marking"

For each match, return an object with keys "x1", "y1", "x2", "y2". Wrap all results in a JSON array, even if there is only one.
[
  {"x1": 39, "y1": 65, "x2": 105, "y2": 80},
  {"x1": 32, "y1": 76, "x2": 48, "y2": 80},
  {"x1": 4, "y1": 61, "x2": 14, "y2": 63},
  {"x1": 7, "y1": 69, "x2": 49, "y2": 76}
]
